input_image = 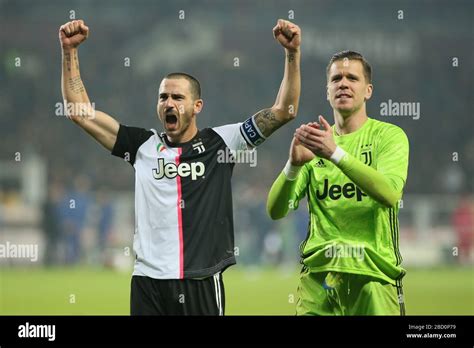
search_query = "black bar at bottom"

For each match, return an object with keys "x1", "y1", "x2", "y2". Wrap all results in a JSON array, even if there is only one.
[{"x1": 0, "y1": 315, "x2": 471, "y2": 346}]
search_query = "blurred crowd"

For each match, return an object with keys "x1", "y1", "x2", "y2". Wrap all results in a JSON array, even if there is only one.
[
  {"x1": 1, "y1": 0, "x2": 472, "y2": 266},
  {"x1": 41, "y1": 176, "x2": 115, "y2": 266}
]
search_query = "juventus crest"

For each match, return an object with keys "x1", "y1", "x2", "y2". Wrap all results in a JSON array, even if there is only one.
[{"x1": 360, "y1": 144, "x2": 373, "y2": 166}]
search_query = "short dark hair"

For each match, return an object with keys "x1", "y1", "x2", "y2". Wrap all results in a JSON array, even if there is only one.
[
  {"x1": 164, "y1": 72, "x2": 201, "y2": 99},
  {"x1": 326, "y1": 50, "x2": 372, "y2": 83}
]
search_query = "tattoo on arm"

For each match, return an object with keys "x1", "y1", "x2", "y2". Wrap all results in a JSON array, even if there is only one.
[
  {"x1": 287, "y1": 52, "x2": 295, "y2": 63},
  {"x1": 64, "y1": 52, "x2": 71, "y2": 72},
  {"x1": 73, "y1": 50, "x2": 79, "y2": 70},
  {"x1": 254, "y1": 108, "x2": 280, "y2": 137},
  {"x1": 68, "y1": 76, "x2": 85, "y2": 94}
]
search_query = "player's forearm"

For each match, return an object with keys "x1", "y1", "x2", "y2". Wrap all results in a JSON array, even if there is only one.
[
  {"x1": 273, "y1": 48, "x2": 301, "y2": 119},
  {"x1": 333, "y1": 151, "x2": 402, "y2": 208},
  {"x1": 267, "y1": 171, "x2": 299, "y2": 220},
  {"x1": 61, "y1": 48, "x2": 93, "y2": 121},
  {"x1": 249, "y1": 49, "x2": 301, "y2": 141}
]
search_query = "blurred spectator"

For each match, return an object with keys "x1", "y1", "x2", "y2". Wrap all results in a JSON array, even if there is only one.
[
  {"x1": 96, "y1": 187, "x2": 115, "y2": 266},
  {"x1": 452, "y1": 194, "x2": 474, "y2": 264},
  {"x1": 263, "y1": 231, "x2": 283, "y2": 265},
  {"x1": 41, "y1": 181, "x2": 62, "y2": 266},
  {"x1": 58, "y1": 175, "x2": 92, "y2": 264}
]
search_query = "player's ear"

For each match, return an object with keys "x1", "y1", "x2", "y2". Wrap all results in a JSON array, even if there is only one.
[
  {"x1": 326, "y1": 84, "x2": 330, "y2": 101},
  {"x1": 194, "y1": 99, "x2": 203, "y2": 115},
  {"x1": 364, "y1": 83, "x2": 373, "y2": 101}
]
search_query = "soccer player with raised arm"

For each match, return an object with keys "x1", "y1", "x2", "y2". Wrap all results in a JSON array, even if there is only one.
[
  {"x1": 267, "y1": 51, "x2": 409, "y2": 315},
  {"x1": 59, "y1": 19, "x2": 301, "y2": 315}
]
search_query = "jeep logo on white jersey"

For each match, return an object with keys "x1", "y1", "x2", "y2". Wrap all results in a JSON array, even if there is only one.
[{"x1": 153, "y1": 158, "x2": 205, "y2": 180}]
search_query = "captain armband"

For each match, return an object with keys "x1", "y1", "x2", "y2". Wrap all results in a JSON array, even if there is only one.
[{"x1": 239, "y1": 115, "x2": 267, "y2": 147}]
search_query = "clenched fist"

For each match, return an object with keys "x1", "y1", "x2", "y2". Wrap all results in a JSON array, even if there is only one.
[
  {"x1": 273, "y1": 19, "x2": 301, "y2": 52},
  {"x1": 59, "y1": 20, "x2": 89, "y2": 50}
]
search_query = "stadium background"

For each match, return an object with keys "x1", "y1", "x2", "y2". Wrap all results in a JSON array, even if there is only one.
[{"x1": 0, "y1": 0, "x2": 472, "y2": 315}]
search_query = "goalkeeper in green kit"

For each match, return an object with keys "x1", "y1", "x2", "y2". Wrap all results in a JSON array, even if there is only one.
[{"x1": 267, "y1": 51, "x2": 409, "y2": 315}]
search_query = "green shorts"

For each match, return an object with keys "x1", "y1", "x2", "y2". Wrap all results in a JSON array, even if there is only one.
[{"x1": 296, "y1": 267, "x2": 405, "y2": 316}]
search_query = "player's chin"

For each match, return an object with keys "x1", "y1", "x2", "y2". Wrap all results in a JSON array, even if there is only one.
[
  {"x1": 335, "y1": 104, "x2": 353, "y2": 112},
  {"x1": 334, "y1": 98, "x2": 353, "y2": 106},
  {"x1": 334, "y1": 104, "x2": 356, "y2": 116},
  {"x1": 164, "y1": 127, "x2": 180, "y2": 136}
]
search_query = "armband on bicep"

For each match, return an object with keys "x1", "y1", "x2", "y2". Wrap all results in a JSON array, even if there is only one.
[{"x1": 240, "y1": 115, "x2": 267, "y2": 147}]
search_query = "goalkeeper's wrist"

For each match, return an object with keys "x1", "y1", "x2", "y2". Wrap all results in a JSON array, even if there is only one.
[
  {"x1": 329, "y1": 146, "x2": 347, "y2": 165},
  {"x1": 283, "y1": 160, "x2": 302, "y2": 180}
]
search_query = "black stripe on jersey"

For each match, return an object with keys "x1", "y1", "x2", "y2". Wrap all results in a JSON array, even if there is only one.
[
  {"x1": 396, "y1": 279, "x2": 406, "y2": 316},
  {"x1": 394, "y1": 210, "x2": 403, "y2": 265},
  {"x1": 393, "y1": 209, "x2": 403, "y2": 265},
  {"x1": 397, "y1": 269, "x2": 406, "y2": 280},
  {"x1": 299, "y1": 218, "x2": 312, "y2": 260},
  {"x1": 389, "y1": 209, "x2": 395, "y2": 262},
  {"x1": 299, "y1": 185, "x2": 312, "y2": 260},
  {"x1": 389, "y1": 209, "x2": 401, "y2": 266},
  {"x1": 178, "y1": 128, "x2": 237, "y2": 278}
]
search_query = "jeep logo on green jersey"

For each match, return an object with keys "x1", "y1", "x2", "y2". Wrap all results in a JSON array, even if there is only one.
[
  {"x1": 316, "y1": 178, "x2": 367, "y2": 201},
  {"x1": 153, "y1": 158, "x2": 205, "y2": 180}
]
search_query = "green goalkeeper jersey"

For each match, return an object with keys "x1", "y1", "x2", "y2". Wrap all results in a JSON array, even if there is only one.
[{"x1": 268, "y1": 118, "x2": 409, "y2": 285}]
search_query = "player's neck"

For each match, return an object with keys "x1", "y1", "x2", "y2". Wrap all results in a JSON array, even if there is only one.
[{"x1": 333, "y1": 107, "x2": 368, "y2": 135}]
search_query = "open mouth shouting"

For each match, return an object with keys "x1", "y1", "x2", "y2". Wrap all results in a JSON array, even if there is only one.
[{"x1": 164, "y1": 111, "x2": 179, "y2": 131}]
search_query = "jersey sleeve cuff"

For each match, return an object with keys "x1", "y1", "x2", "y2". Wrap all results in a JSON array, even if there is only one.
[
  {"x1": 283, "y1": 160, "x2": 303, "y2": 180},
  {"x1": 329, "y1": 146, "x2": 347, "y2": 165}
]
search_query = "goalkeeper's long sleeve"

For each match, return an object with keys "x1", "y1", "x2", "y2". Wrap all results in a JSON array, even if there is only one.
[
  {"x1": 333, "y1": 150, "x2": 403, "y2": 208},
  {"x1": 267, "y1": 150, "x2": 404, "y2": 220},
  {"x1": 266, "y1": 171, "x2": 300, "y2": 220}
]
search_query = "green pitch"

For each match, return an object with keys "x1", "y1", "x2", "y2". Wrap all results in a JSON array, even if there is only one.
[{"x1": 0, "y1": 266, "x2": 472, "y2": 315}]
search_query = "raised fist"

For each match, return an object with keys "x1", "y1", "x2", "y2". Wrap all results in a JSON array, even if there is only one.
[
  {"x1": 59, "y1": 20, "x2": 89, "y2": 50},
  {"x1": 273, "y1": 19, "x2": 301, "y2": 51}
]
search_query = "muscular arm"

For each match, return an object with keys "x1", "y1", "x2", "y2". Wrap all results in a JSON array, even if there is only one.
[
  {"x1": 242, "y1": 20, "x2": 301, "y2": 145},
  {"x1": 253, "y1": 48, "x2": 301, "y2": 138},
  {"x1": 60, "y1": 21, "x2": 119, "y2": 152}
]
